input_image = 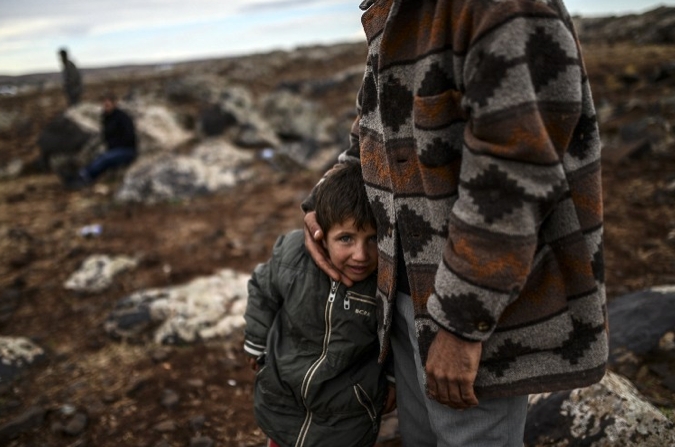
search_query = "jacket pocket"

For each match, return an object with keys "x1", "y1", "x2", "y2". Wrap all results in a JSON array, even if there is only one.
[
  {"x1": 412, "y1": 90, "x2": 466, "y2": 169},
  {"x1": 353, "y1": 384, "x2": 379, "y2": 434},
  {"x1": 254, "y1": 361, "x2": 296, "y2": 410},
  {"x1": 413, "y1": 89, "x2": 467, "y2": 130},
  {"x1": 333, "y1": 291, "x2": 379, "y2": 355}
]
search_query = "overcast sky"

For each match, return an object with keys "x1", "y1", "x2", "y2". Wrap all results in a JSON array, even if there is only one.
[{"x1": 0, "y1": 0, "x2": 672, "y2": 76}]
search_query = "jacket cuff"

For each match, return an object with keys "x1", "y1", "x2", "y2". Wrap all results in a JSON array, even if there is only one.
[{"x1": 243, "y1": 339, "x2": 266, "y2": 357}]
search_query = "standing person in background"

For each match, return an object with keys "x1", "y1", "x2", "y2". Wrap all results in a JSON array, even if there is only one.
[
  {"x1": 58, "y1": 48, "x2": 82, "y2": 106},
  {"x1": 64, "y1": 92, "x2": 137, "y2": 189},
  {"x1": 303, "y1": 0, "x2": 608, "y2": 446}
]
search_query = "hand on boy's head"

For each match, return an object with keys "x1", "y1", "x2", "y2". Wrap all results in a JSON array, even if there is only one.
[
  {"x1": 304, "y1": 210, "x2": 324, "y2": 241},
  {"x1": 303, "y1": 211, "x2": 354, "y2": 287},
  {"x1": 383, "y1": 384, "x2": 397, "y2": 414},
  {"x1": 247, "y1": 356, "x2": 259, "y2": 372}
]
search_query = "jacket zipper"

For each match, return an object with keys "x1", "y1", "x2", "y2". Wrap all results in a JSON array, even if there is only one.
[
  {"x1": 353, "y1": 383, "x2": 379, "y2": 434},
  {"x1": 295, "y1": 280, "x2": 339, "y2": 447},
  {"x1": 345, "y1": 291, "x2": 377, "y2": 310}
]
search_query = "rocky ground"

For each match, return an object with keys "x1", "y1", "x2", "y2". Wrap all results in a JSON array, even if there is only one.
[{"x1": 1, "y1": 32, "x2": 675, "y2": 447}]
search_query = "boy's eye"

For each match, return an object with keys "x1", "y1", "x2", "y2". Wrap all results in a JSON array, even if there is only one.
[
  {"x1": 368, "y1": 235, "x2": 377, "y2": 244},
  {"x1": 339, "y1": 235, "x2": 352, "y2": 243}
]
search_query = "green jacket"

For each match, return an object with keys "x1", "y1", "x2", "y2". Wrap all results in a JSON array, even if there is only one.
[{"x1": 244, "y1": 230, "x2": 386, "y2": 447}]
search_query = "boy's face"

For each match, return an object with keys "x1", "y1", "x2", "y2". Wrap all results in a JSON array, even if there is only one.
[{"x1": 323, "y1": 218, "x2": 378, "y2": 283}]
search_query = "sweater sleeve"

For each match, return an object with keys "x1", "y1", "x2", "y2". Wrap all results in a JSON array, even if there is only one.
[
  {"x1": 427, "y1": 3, "x2": 585, "y2": 341},
  {"x1": 243, "y1": 234, "x2": 286, "y2": 356}
]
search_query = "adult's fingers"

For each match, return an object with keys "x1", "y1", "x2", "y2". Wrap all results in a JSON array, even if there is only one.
[
  {"x1": 304, "y1": 211, "x2": 324, "y2": 241},
  {"x1": 302, "y1": 212, "x2": 353, "y2": 286},
  {"x1": 425, "y1": 329, "x2": 481, "y2": 409},
  {"x1": 459, "y1": 380, "x2": 479, "y2": 407},
  {"x1": 426, "y1": 366, "x2": 468, "y2": 409}
]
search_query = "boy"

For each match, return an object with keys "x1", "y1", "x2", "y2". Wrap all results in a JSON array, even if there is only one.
[{"x1": 244, "y1": 162, "x2": 395, "y2": 447}]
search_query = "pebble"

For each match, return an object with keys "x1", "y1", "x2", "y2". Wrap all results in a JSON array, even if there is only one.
[
  {"x1": 190, "y1": 436, "x2": 214, "y2": 447},
  {"x1": 187, "y1": 378, "x2": 204, "y2": 388},
  {"x1": 190, "y1": 415, "x2": 206, "y2": 432},
  {"x1": 161, "y1": 389, "x2": 180, "y2": 408},
  {"x1": 153, "y1": 420, "x2": 176, "y2": 432},
  {"x1": 63, "y1": 412, "x2": 88, "y2": 436}
]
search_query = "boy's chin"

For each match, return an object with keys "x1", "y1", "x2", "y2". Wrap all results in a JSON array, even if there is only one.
[{"x1": 344, "y1": 269, "x2": 375, "y2": 283}]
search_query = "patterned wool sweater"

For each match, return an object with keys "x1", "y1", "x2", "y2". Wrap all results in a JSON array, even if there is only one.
[{"x1": 337, "y1": 0, "x2": 609, "y2": 398}]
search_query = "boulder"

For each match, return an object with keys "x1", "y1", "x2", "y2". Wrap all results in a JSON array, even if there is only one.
[
  {"x1": 198, "y1": 103, "x2": 237, "y2": 137},
  {"x1": 133, "y1": 104, "x2": 192, "y2": 154},
  {"x1": 198, "y1": 85, "x2": 279, "y2": 148},
  {"x1": 261, "y1": 90, "x2": 335, "y2": 144},
  {"x1": 104, "y1": 268, "x2": 249, "y2": 344},
  {"x1": 164, "y1": 75, "x2": 227, "y2": 104},
  {"x1": 525, "y1": 371, "x2": 675, "y2": 446},
  {"x1": 259, "y1": 90, "x2": 344, "y2": 169},
  {"x1": 64, "y1": 254, "x2": 139, "y2": 293},
  {"x1": 37, "y1": 106, "x2": 101, "y2": 176},
  {"x1": 608, "y1": 287, "x2": 675, "y2": 389},
  {"x1": 601, "y1": 115, "x2": 674, "y2": 164},
  {"x1": 116, "y1": 139, "x2": 255, "y2": 203}
]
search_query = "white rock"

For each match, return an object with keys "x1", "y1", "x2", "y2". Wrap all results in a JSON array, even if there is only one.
[
  {"x1": 116, "y1": 140, "x2": 255, "y2": 203},
  {"x1": 65, "y1": 255, "x2": 138, "y2": 293},
  {"x1": 0, "y1": 337, "x2": 44, "y2": 365},
  {"x1": 527, "y1": 370, "x2": 675, "y2": 446},
  {"x1": 134, "y1": 104, "x2": 192, "y2": 154},
  {"x1": 105, "y1": 269, "x2": 250, "y2": 344}
]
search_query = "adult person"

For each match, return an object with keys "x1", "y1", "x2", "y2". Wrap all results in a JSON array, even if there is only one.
[
  {"x1": 58, "y1": 48, "x2": 82, "y2": 106},
  {"x1": 303, "y1": 0, "x2": 608, "y2": 446},
  {"x1": 65, "y1": 92, "x2": 137, "y2": 189}
]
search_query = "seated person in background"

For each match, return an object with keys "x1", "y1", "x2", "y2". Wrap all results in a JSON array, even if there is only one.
[
  {"x1": 66, "y1": 91, "x2": 137, "y2": 189},
  {"x1": 243, "y1": 162, "x2": 396, "y2": 447}
]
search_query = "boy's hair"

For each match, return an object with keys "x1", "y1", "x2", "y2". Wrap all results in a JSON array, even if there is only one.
[{"x1": 314, "y1": 162, "x2": 376, "y2": 233}]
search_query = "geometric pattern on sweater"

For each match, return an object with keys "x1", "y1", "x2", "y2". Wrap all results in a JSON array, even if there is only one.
[
  {"x1": 483, "y1": 318, "x2": 606, "y2": 378},
  {"x1": 419, "y1": 61, "x2": 456, "y2": 97},
  {"x1": 381, "y1": 74, "x2": 413, "y2": 132}
]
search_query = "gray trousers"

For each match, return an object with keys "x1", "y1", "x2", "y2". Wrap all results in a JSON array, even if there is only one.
[{"x1": 390, "y1": 292, "x2": 528, "y2": 447}]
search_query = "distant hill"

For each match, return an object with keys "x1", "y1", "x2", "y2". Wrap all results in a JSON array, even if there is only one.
[
  {"x1": 2, "y1": 6, "x2": 674, "y2": 85},
  {"x1": 574, "y1": 6, "x2": 675, "y2": 45}
]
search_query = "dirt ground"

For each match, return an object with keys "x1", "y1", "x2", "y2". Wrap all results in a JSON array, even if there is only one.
[{"x1": 1, "y1": 42, "x2": 675, "y2": 446}]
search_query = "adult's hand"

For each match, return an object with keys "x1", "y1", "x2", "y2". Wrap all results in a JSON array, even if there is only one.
[
  {"x1": 425, "y1": 328, "x2": 482, "y2": 409},
  {"x1": 303, "y1": 211, "x2": 353, "y2": 287},
  {"x1": 247, "y1": 356, "x2": 259, "y2": 372},
  {"x1": 383, "y1": 384, "x2": 397, "y2": 414}
]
